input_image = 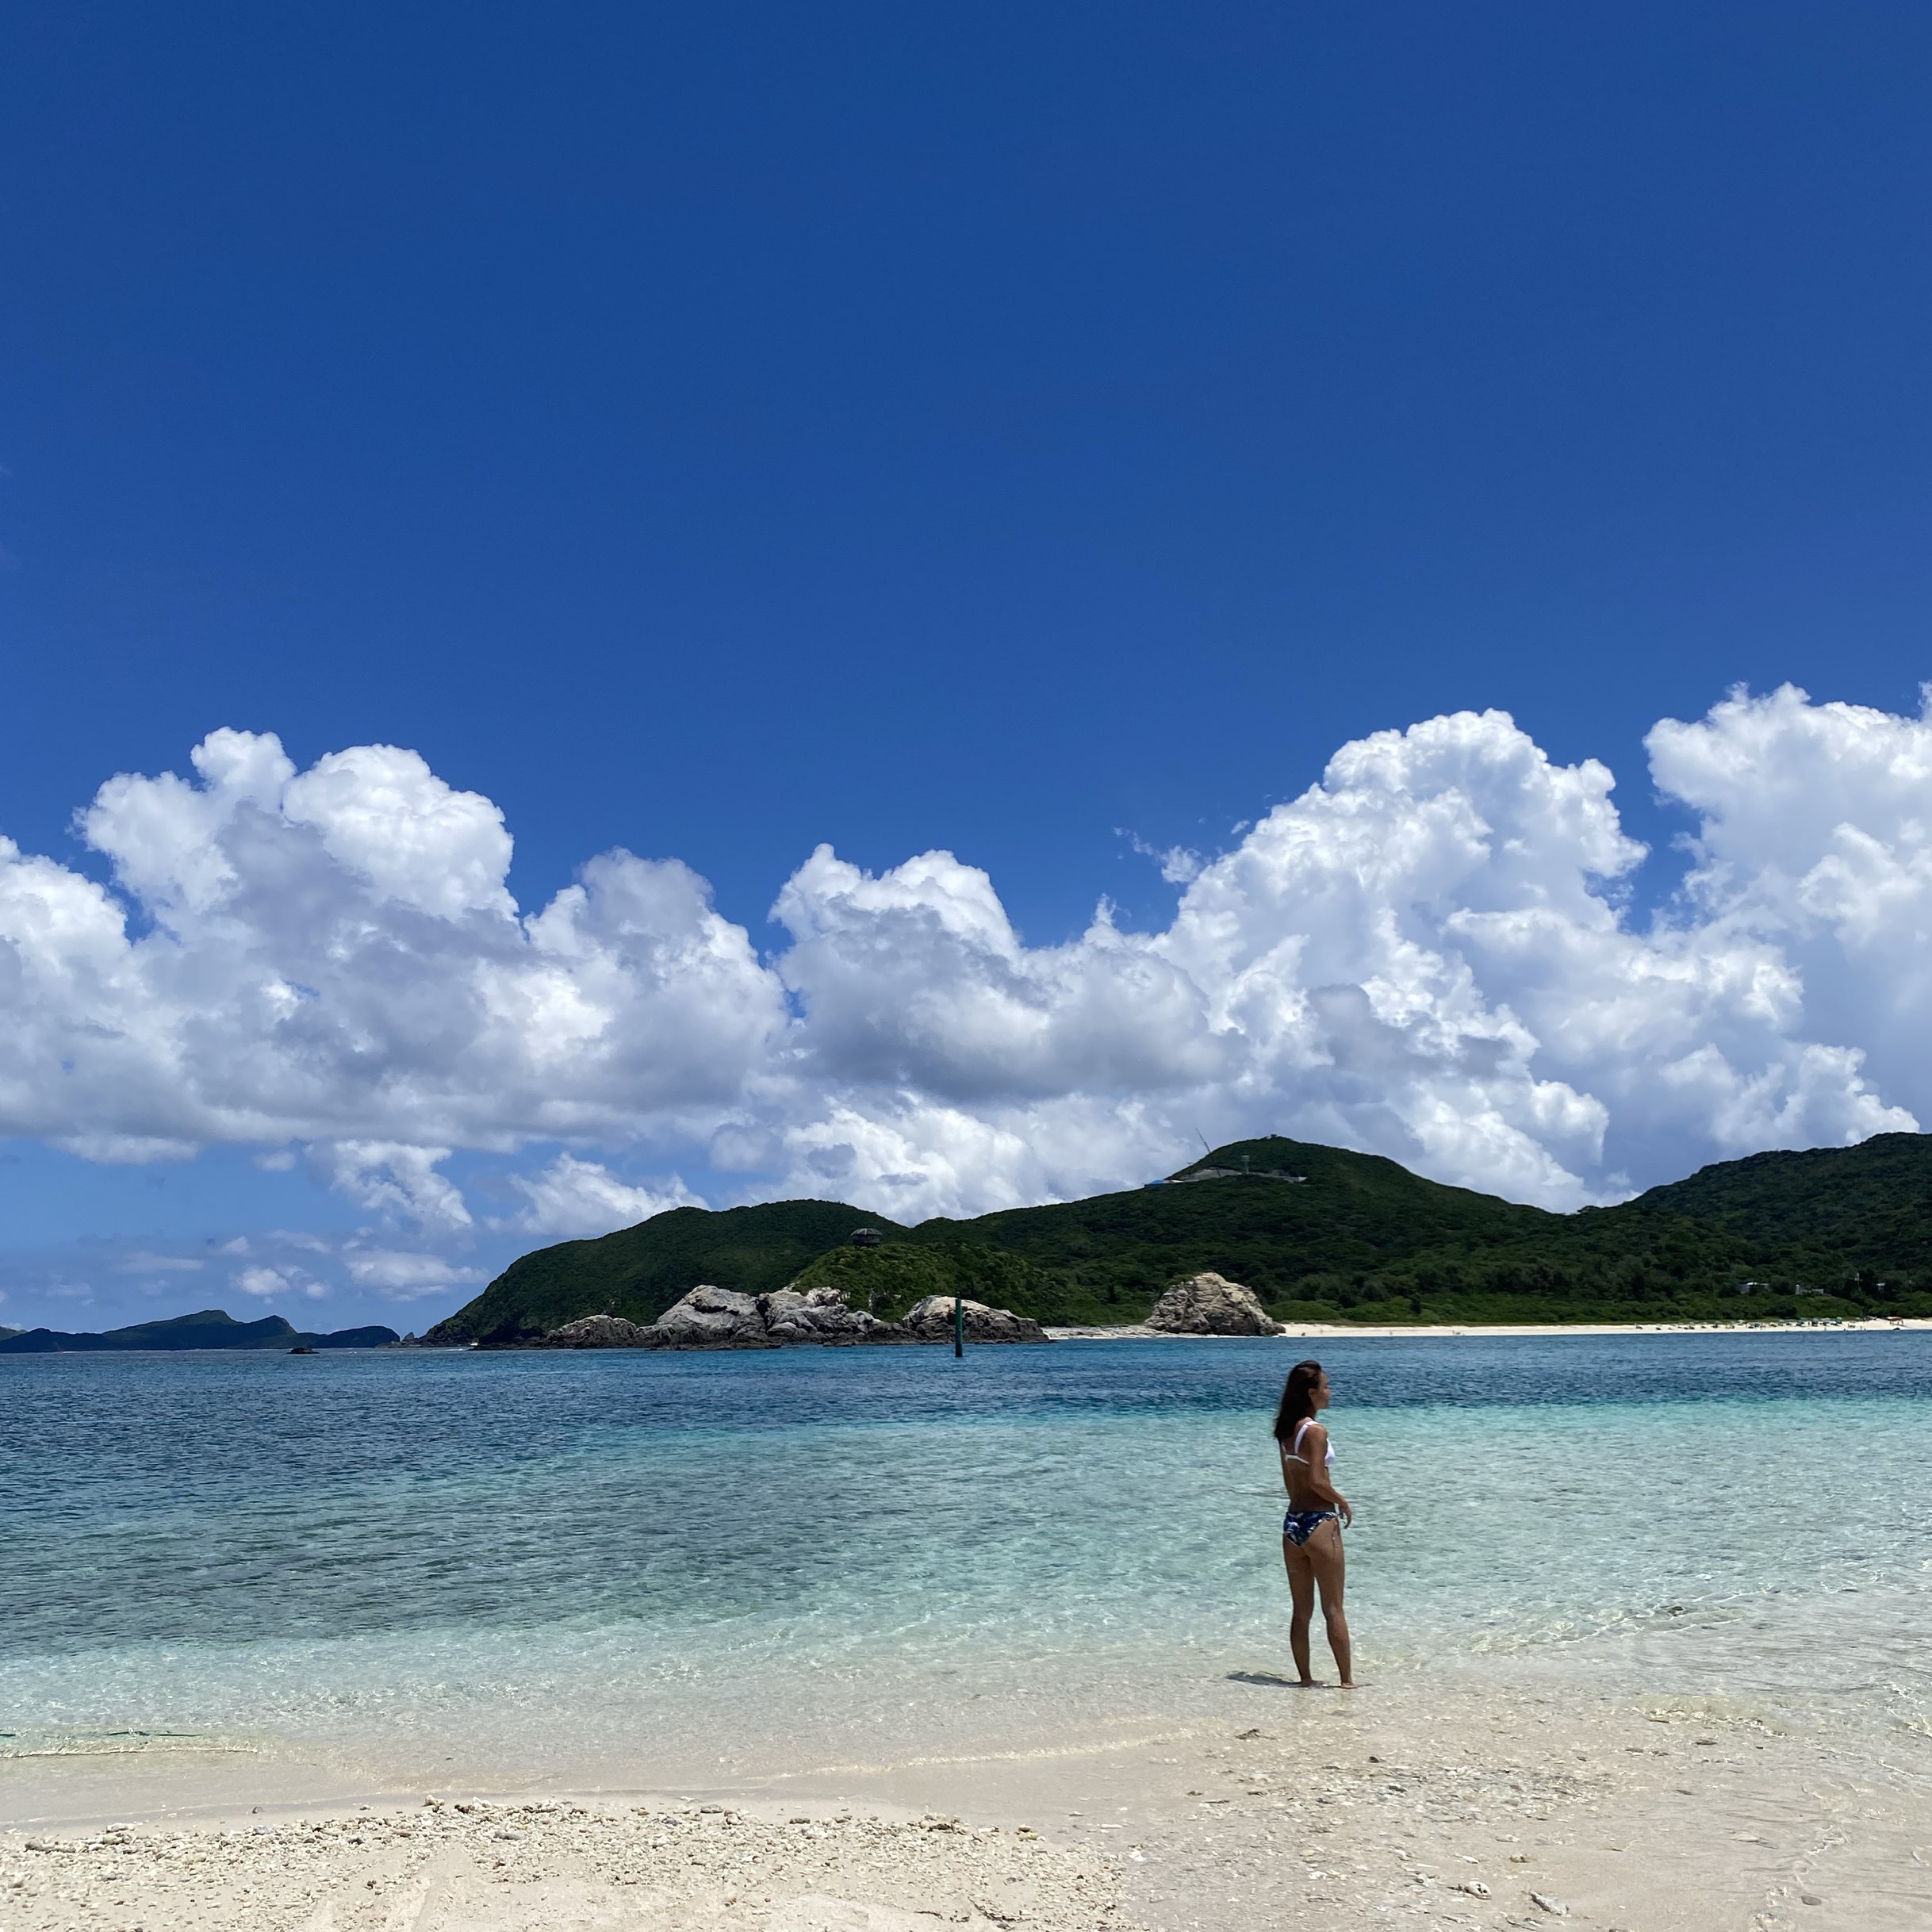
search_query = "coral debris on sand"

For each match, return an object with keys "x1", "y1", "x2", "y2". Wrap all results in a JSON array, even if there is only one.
[{"x1": 1, "y1": 1800, "x2": 1125, "y2": 1932}]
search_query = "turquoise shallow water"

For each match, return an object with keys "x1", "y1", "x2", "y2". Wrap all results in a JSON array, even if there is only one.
[{"x1": 5, "y1": 1336, "x2": 1930, "y2": 1784}]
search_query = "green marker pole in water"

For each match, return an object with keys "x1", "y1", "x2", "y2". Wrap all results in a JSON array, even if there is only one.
[{"x1": 954, "y1": 1292, "x2": 964, "y2": 1359}]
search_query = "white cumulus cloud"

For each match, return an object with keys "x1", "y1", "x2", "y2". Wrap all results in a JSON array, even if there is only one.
[
  {"x1": 501, "y1": 1154, "x2": 701, "y2": 1239},
  {"x1": 753, "y1": 692, "x2": 1922, "y2": 1213},
  {"x1": 312, "y1": 1142, "x2": 473, "y2": 1232},
  {"x1": 341, "y1": 1249, "x2": 484, "y2": 1294},
  {"x1": 0, "y1": 693, "x2": 1926, "y2": 1239},
  {"x1": 0, "y1": 727, "x2": 785, "y2": 1228}
]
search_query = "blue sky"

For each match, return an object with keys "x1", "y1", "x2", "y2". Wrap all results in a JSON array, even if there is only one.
[{"x1": 4, "y1": 5, "x2": 1932, "y2": 1333}]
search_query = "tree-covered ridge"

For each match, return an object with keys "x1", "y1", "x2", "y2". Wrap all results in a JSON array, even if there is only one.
[
  {"x1": 911, "y1": 1137, "x2": 1553, "y2": 1313},
  {"x1": 792, "y1": 1240, "x2": 1094, "y2": 1325},
  {"x1": 424, "y1": 1132, "x2": 1932, "y2": 1344},
  {"x1": 430, "y1": 1199, "x2": 902, "y2": 1344},
  {"x1": 1625, "y1": 1133, "x2": 1932, "y2": 1267}
]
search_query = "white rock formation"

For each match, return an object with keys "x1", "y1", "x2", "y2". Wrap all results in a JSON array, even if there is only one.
[
  {"x1": 900, "y1": 1296, "x2": 1049, "y2": 1344},
  {"x1": 535, "y1": 1314, "x2": 656, "y2": 1347},
  {"x1": 759, "y1": 1285, "x2": 903, "y2": 1344},
  {"x1": 538, "y1": 1282, "x2": 1047, "y2": 1347},
  {"x1": 1144, "y1": 1271, "x2": 1281, "y2": 1336},
  {"x1": 646, "y1": 1284, "x2": 772, "y2": 1347}
]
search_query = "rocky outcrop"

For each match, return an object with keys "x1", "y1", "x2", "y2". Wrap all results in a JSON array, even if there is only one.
[
  {"x1": 759, "y1": 1285, "x2": 905, "y2": 1345},
  {"x1": 522, "y1": 1282, "x2": 1049, "y2": 1349},
  {"x1": 899, "y1": 1295, "x2": 1049, "y2": 1344},
  {"x1": 533, "y1": 1314, "x2": 657, "y2": 1348},
  {"x1": 645, "y1": 1285, "x2": 774, "y2": 1348},
  {"x1": 1145, "y1": 1271, "x2": 1281, "y2": 1336}
]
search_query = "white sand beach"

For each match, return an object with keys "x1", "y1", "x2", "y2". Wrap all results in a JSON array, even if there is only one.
[
  {"x1": 1047, "y1": 1317, "x2": 1932, "y2": 1340},
  {"x1": 6, "y1": 1667, "x2": 1929, "y2": 1930}
]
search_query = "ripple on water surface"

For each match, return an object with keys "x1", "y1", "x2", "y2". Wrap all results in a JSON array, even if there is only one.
[{"x1": 6, "y1": 1334, "x2": 1930, "y2": 1774}]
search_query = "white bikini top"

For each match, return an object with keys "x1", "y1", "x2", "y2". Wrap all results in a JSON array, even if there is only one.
[{"x1": 1282, "y1": 1418, "x2": 1334, "y2": 1470}]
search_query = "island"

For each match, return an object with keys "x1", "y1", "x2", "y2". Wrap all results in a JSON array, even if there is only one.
[
  {"x1": 0, "y1": 1309, "x2": 401, "y2": 1353},
  {"x1": 424, "y1": 1133, "x2": 1932, "y2": 1346}
]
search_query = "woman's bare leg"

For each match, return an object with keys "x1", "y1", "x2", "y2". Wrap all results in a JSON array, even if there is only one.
[
  {"x1": 1303, "y1": 1522, "x2": 1352, "y2": 1686},
  {"x1": 1282, "y1": 1535, "x2": 1317, "y2": 1685}
]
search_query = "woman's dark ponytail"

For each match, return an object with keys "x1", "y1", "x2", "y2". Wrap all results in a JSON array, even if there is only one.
[{"x1": 1272, "y1": 1360, "x2": 1324, "y2": 1441}]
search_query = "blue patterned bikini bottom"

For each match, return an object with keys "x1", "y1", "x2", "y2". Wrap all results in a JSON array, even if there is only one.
[{"x1": 1282, "y1": 1508, "x2": 1339, "y2": 1547}]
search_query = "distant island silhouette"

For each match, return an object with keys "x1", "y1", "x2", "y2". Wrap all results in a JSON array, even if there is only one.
[{"x1": 0, "y1": 1308, "x2": 399, "y2": 1354}]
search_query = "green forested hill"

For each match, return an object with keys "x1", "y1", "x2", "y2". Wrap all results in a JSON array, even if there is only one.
[
  {"x1": 1625, "y1": 1133, "x2": 1932, "y2": 1273},
  {"x1": 792, "y1": 1240, "x2": 1097, "y2": 1324},
  {"x1": 910, "y1": 1137, "x2": 1552, "y2": 1312},
  {"x1": 427, "y1": 1199, "x2": 903, "y2": 1344},
  {"x1": 424, "y1": 1133, "x2": 1932, "y2": 1343}
]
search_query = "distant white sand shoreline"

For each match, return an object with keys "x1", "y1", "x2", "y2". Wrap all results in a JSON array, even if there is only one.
[{"x1": 1045, "y1": 1315, "x2": 1932, "y2": 1340}]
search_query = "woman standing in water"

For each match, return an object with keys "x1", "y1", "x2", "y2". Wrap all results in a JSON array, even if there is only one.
[{"x1": 1275, "y1": 1359, "x2": 1353, "y2": 1688}]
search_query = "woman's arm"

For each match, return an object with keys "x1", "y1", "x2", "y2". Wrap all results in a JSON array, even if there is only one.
[{"x1": 1298, "y1": 1424, "x2": 1352, "y2": 1526}]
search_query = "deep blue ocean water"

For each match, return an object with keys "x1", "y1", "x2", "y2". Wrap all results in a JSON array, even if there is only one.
[{"x1": 6, "y1": 1334, "x2": 1930, "y2": 1784}]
